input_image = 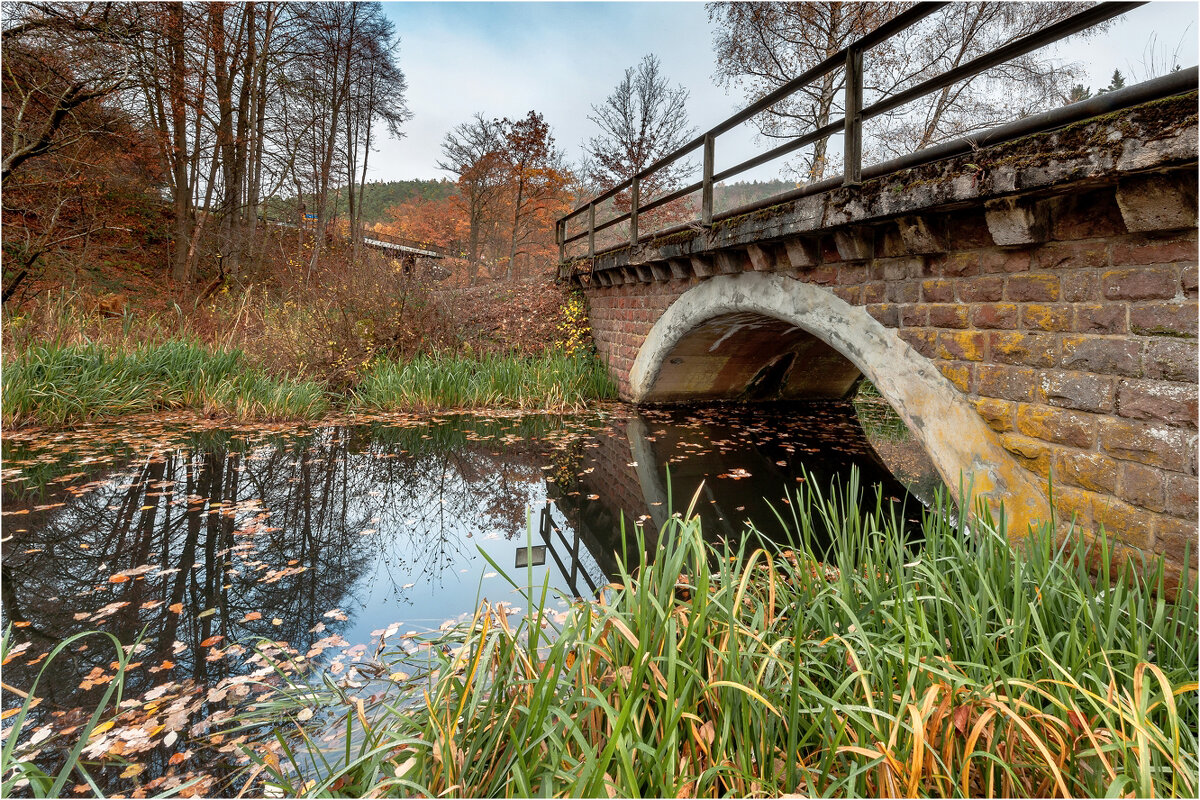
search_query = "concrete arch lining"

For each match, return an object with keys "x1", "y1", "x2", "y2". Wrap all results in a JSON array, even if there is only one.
[{"x1": 628, "y1": 272, "x2": 1051, "y2": 534}]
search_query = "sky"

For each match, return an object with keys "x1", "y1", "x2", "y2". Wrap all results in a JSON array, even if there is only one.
[{"x1": 375, "y1": 1, "x2": 1199, "y2": 183}]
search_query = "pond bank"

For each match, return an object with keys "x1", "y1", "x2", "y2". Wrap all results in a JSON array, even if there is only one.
[{"x1": 1, "y1": 341, "x2": 617, "y2": 429}]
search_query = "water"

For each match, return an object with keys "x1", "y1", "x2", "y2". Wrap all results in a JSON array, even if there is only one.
[{"x1": 1, "y1": 401, "x2": 939, "y2": 793}]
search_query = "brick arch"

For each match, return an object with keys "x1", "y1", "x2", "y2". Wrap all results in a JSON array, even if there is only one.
[{"x1": 628, "y1": 272, "x2": 1052, "y2": 532}]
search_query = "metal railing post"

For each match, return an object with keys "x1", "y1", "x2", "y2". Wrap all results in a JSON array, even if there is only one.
[
  {"x1": 630, "y1": 174, "x2": 640, "y2": 246},
  {"x1": 701, "y1": 133, "x2": 715, "y2": 226},
  {"x1": 587, "y1": 202, "x2": 596, "y2": 259},
  {"x1": 843, "y1": 45, "x2": 863, "y2": 187},
  {"x1": 556, "y1": 219, "x2": 565, "y2": 263}
]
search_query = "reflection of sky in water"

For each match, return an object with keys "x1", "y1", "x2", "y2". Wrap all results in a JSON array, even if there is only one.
[
  {"x1": 341, "y1": 486, "x2": 603, "y2": 646},
  {"x1": 1, "y1": 404, "x2": 933, "y2": 724}
]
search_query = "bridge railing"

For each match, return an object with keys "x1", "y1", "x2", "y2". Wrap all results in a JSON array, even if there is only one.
[{"x1": 556, "y1": 1, "x2": 1194, "y2": 270}]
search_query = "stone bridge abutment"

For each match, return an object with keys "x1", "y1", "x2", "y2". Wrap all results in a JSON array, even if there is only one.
[{"x1": 570, "y1": 95, "x2": 1199, "y2": 583}]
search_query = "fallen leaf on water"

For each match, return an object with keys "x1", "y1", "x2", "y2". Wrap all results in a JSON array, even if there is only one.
[
  {"x1": 197, "y1": 608, "x2": 216, "y2": 619},
  {"x1": 168, "y1": 603, "x2": 183, "y2": 614},
  {"x1": 200, "y1": 635, "x2": 224, "y2": 647},
  {"x1": 297, "y1": 708, "x2": 314, "y2": 722},
  {"x1": 242, "y1": 612, "x2": 263, "y2": 622}
]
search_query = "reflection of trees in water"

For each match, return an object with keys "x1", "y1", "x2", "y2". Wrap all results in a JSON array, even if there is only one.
[{"x1": 1, "y1": 421, "x2": 555, "y2": 717}]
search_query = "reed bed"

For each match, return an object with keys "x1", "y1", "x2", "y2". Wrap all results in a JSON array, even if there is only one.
[
  {"x1": 232, "y1": 474, "x2": 1198, "y2": 798},
  {"x1": 353, "y1": 350, "x2": 617, "y2": 412},
  {"x1": 2, "y1": 341, "x2": 328, "y2": 427}
]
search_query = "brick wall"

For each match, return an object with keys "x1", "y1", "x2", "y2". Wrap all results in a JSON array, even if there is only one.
[{"x1": 583, "y1": 184, "x2": 1197, "y2": 582}]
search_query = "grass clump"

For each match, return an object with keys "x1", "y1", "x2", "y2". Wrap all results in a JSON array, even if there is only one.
[
  {"x1": 354, "y1": 349, "x2": 617, "y2": 412},
  {"x1": 2, "y1": 340, "x2": 328, "y2": 427},
  {"x1": 232, "y1": 474, "x2": 1198, "y2": 798}
]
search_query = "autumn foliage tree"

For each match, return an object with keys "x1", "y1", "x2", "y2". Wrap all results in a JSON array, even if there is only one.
[{"x1": 435, "y1": 110, "x2": 572, "y2": 284}]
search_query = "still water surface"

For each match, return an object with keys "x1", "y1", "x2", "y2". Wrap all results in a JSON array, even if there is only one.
[{"x1": 1, "y1": 402, "x2": 938, "y2": 791}]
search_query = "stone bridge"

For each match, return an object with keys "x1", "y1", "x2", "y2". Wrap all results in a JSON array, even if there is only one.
[{"x1": 563, "y1": 91, "x2": 1198, "y2": 583}]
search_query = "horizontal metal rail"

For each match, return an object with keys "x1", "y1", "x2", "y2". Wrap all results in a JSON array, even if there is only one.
[{"x1": 558, "y1": 1, "x2": 1172, "y2": 266}]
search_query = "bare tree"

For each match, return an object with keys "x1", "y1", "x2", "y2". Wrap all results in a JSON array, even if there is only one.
[{"x1": 583, "y1": 54, "x2": 696, "y2": 199}]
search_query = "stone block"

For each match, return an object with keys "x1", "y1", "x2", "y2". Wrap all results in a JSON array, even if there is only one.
[
  {"x1": 957, "y1": 275, "x2": 1005, "y2": 302},
  {"x1": 1061, "y1": 335, "x2": 1143, "y2": 377},
  {"x1": 895, "y1": 215, "x2": 946, "y2": 253},
  {"x1": 667, "y1": 258, "x2": 691, "y2": 280},
  {"x1": 1040, "y1": 371, "x2": 1115, "y2": 413},
  {"x1": 1143, "y1": 339, "x2": 1199, "y2": 382},
  {"x1": 1007, "y1": 273, "x2": 1060, "y2": 302},
  {"x1": 1129, "y1": 302, "x2": 1198, "y2": 338},
  {"x1": 1166, "y1": 473, "x2": 1199, "y2": 520},
  {"x1": 1118, "y1": 461, "x2": 1166, "y2": 512},
  {"x1": 1051, "y1": 189, "x2": 1128, "y2": 241},
  {"x1": 937, "y1": 361, "x2": 973, "y2": 392},
  {"x1": 1116, "y1": 379, "x2": 1199, "y2": 428},
  {"x1": 1000, "y1": 432, "x2": 1053, "y2": 477},
  {"x1": 690, "y1": 256, "x2": 715, "y2": 278},
  {"x1": 1116, "y1": 173, "x2": 1198, "y2": 233},
  {"x1": 1156, "y1": 517, "x2": 1199, "y2": 568},
  {"x1": 927, "y1": 304, "x2": 968, "y2": 329},
  {"x1": 715, "y1": 251, "x2": 748, "y2": 275},
  {"x1": 899, "y1": 328, "x2": 936, "y2": 357},
  {"x1": 975, "y1": 364, "x2": 1037, "y2": 402},
  {"x1": 970, "y1": 303, "x2": 1019, "y2": 330},
  {"x1": 887, "y1": 280, "x2": 921, "y2": 304},
  {"x1": 1090, "y1": 498, "x2": 1154, "y2": 551},
  {"x1": 746, "y1": 243, "x2": 778, "y2": 272},
  {"x1": 1055, "y1": 450, "x2": 1119, "y2": 494},
  {"x1": 973, "y1": 397, "x2": 1015, "y2": 432},
  {"x1": 1111, "y1": 233, "x2": 1198, "y2": 267},
  {"x1": 866, "y1": 303, "x2": 899, "y2": 328},
  {"x1": 1074, "y1": 303, "x2": 1127, "y2": 334},
  {"x1": 1098, "y1": 418, "x2": 1194, "y2": 472},
  {"x1": 990, "y1": 331, "x2": 1058, "y2": 367},
  {"x1": 833, "y1": 228, "x2": 873, "y2": 261},
  {"x1": 1034, "y1": 240, "x2": 1108, "y2": 270},
  {"x1": 1102, "y1": 267, "x2": 1181, "y2": 301},
  {"x1": 985, "y1": 196, "x2": 1051, "y2": 245},
  {"x1": 1021, "y1": 304, "x2": 1072, "y2": 331},
  {"x1": 1016, "y1": 403, "x2": 1096, "y2": 449},
  {"x1": 900, "y1": 305, "x2": 927, "y2": 327},
  {"x1": 932, "y1": 330, "x2": 986, "y2": 361},
  {"x1": 1060, "y1": 271, "x2": 1099, "y2": 303},
  {"x1": 862, "y1": 282, "x2": 886, "y2": 304},
  {"x1": 933, "y1": 252, "x2": 981, "y2": 277},
  {"x1": 921, "y1": 279, "x2": 955, "y2": 303}
]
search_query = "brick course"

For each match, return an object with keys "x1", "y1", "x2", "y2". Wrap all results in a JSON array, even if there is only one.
[{"x1": 583, "y1": 179, "x2": 1197, "y2": 583}]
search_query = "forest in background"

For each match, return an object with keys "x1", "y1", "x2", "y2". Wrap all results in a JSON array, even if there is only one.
[{"x1": 2, "y1": 1, "x2": 1181, "y2": 414}]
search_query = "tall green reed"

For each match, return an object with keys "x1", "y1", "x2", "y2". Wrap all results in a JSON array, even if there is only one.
[
  {"x1": 228, "y1": 473, "x2": 1197, "y2": 798},
  {"x1": 354, "y1": 349, "x2": 617, "y2": 412},
  {"x1": 2, "y1": 341, "x2": 328, "y2": 427}
]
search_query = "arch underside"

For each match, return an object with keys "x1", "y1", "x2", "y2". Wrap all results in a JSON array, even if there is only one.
[
  {"x1": 641, "y1": 311, "x2": 863, "y2": 403},
  {"x1": 627, "y1": 272, "x2": 1052, "y2": 535}
]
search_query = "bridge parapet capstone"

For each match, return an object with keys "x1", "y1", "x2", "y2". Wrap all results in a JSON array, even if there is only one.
[{"x1": 574, "y1": 94, "x2": 1199, "y2": 589}]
